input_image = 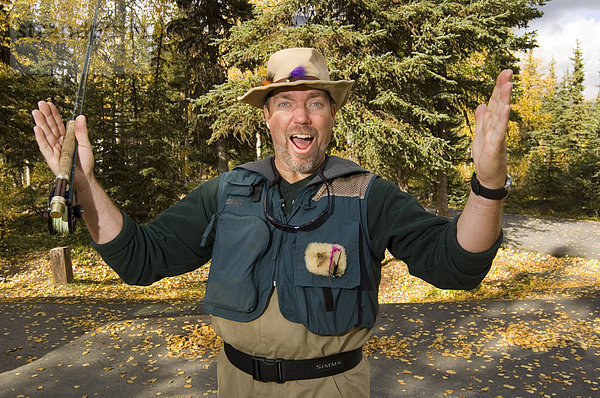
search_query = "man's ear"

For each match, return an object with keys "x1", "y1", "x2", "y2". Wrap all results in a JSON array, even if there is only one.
[{"x1": 263, "y1": 104, "x2": 271, "y2": 129}]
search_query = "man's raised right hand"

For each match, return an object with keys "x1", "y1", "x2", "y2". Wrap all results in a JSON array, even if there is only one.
[{"x1": 32, "y1": 101, "x2": 95, "y2": 193}]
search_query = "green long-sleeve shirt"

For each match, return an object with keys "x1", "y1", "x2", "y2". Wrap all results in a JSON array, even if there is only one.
[{"x1": 92, "y1": 174, "x2": 500, "y2": 290}]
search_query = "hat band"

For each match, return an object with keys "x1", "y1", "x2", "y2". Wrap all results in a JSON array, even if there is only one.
[{"x1": 274, "y1": 75, "x2": 320, "y2": 83}]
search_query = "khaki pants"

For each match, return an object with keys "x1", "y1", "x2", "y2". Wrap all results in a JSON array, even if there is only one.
[
  {"x1": 217, "y1": 347, "x2": 370, "y2": 398},
  {"x1": 211, "y1": 290, "x2": 372, "y2": 397}
]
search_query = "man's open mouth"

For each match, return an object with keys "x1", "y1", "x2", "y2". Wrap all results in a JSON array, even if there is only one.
[{"x1": 290, "y1": 134, "x2": 315, "y2": 151}]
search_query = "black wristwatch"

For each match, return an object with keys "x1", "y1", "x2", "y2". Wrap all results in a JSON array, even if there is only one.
[{"x1": 470, "y1": 171, "x2": 512, "y2": 200}]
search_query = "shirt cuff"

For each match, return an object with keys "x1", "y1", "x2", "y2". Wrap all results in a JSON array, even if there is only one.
[
  {"x1": 89, "y1": 210, "x2": 135, "y2": 258},
  {"x1": 446, "y1": 216, "x2": 503, "y2": 276}
]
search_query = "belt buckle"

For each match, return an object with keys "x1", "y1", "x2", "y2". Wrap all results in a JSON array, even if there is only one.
[{"x1": 252, "y1": 356, "x2": 285, "y2": 383}]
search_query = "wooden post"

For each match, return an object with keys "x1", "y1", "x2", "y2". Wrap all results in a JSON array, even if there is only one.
[{"x1": 49, "y1": 246, "x2": 73, "y2": 284}]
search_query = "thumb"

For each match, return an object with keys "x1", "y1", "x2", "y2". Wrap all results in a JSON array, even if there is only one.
[
  {"x1": 474, "y1": 104, "x2": 487, "y2": 128},
  {"x1": 472, "y1": 104, "x2": 487, "y2": 149},
  {"x1": 74, "y1": 115, "x2": 91, "y2": 148}
]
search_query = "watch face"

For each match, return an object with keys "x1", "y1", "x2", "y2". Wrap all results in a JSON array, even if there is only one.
[{"x1": 504, "y1": 174, "x2": 513, "y2": 190}]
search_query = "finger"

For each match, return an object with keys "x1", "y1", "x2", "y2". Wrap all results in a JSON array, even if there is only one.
[
  {"x1": 474, "y1": 104, "x2": 487, "y2": 124},
  {"x1": 74, "y1": 115, "x2": 91, "y2": 148},
  {"x1": 474, "y1": 104, "x2": 488, "y2": 136},
  {"x1": 47, "y1": 102, "x2": 66, "y2": 136},
  {"x1": 34, "y1": 102, "x2": 61, "y2": 144},
  {"x1": 32, "y1": 108, "x2": 60, "y2": 148},
  {"x1": 497, "y1": 69, "x2": 513, "y2": 86},
  {"x1": 499, "y1": 79, "x2": 513, "y2": 106},
  {"x1": 36, "y1": 101, "x2": 57, "y2": 123},
  {"x1": 472, "y1": 104, "x2": 488, "y2": 152},
  {"x1": 491, "y1": 73, "x2": 512, "y2": 137},
  {"x1": 491, "y1": 72, "x2": 512, "y2": 128},
  {"x1": 487, "y1": 70, "x2": 513, "y2": 115},
  {"x1": 496, "y1": 102, "x2": 511, "y2": 137},
  {"x1": 493, "y1": 70, "x2": 513, "y2": 100},
  {"x1": 494, "y1": 71, "x2": 513, "y2": 110},
  {"x1": 33, "y1": 125, "x2": 59, "y2": 169},
  {"x1": 37, "y1": 101, "x2": 65, "y2": 143}
]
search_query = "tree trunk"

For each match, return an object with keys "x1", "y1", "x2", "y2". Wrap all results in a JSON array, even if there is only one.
[
  {"x1": 436, "y1": 169, "x2": 448, "y2": 217},
  {"x1": 435, "y1": 121, "x2": 449, "y2": 217},
  {"x1": 22, "y1": 161, "x2": 31, "y2": 187},
  {"x1": 256, "y1": 131, "x2": 262, "y2": 160},
  {"x1": 113, "y1": 0, "x2": 126, "y2": 142},
  {"x1": 435, "y1": 64, "x2": 449, "y2": 217},
  {"x1": 114, "y1": 0, "x2": 126, "y2": 77},
  {"x1": 151, "y1": 25, "x2": 164, "y2": 113},
  {"x1": 217, "y1": 138, "x2": 228, "y2": 173},
  {"x1": 129, "y1": 13, "x2": 139, "y2": 119},
  {"x1": 396, "y1": 166, "x2": 409, "y2": 191}
]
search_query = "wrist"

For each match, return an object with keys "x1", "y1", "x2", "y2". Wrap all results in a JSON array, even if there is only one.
[
  {"x1": 470, "y1": 171, "x2": 511, "y2": 200},
  {"x1": 74, "y1": 174, "x2": 99, "y2": 199}
]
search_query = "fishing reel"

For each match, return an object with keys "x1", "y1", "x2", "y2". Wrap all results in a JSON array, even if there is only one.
[{"x1": 47, "y1": 185, "x2": 82, "y2": 235}]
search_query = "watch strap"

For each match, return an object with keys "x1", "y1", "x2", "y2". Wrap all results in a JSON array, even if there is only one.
[{"x1": 470, "y1": 171, "x2": 511, "y2": 200}]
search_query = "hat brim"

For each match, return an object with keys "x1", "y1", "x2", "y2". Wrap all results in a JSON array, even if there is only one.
[{"x1": 238, "y1": 79, "x2": 354, "y2": 109}]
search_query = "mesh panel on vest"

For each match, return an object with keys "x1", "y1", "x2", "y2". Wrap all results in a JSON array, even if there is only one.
[{"x1": 313, "y1": 173, "x2": 374, "y2": 201}]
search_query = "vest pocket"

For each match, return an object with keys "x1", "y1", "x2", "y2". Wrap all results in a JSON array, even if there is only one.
[
  {"x1": 204, "y1": 212, "x2": 270, "y2": 313},
  {"x1": 294, "y1": 219, "x2": 361, "y2": 289},
  {"x1": 291, "y1": 219, "x2": 362, "y2": 334}
]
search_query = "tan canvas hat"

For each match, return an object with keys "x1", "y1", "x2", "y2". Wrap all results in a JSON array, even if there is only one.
[{"x1": 238, "y1": 47, "x2": 354, "y2": 108}]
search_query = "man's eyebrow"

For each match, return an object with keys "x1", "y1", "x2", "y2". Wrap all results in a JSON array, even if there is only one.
[
  {"x1": 307, "y1": 92, "x2": 328, "y2": 100},
  {"x1": 274, "y1": 91, "x2": 328, "y2": 100},
  {"x1": 275, "y1": 93, "x2": 294, "y2": 100}
]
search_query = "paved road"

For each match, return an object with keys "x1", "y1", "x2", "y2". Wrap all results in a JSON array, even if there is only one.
[
  {"x1": 1, "y1": 213, "x2": 599, "y2": 397},
  {"x1": 502, "y1": 214, "x2": 600, "y2": 260},
  {"x1": 1, "y1": 298, "x2": 599, "y2": 397},
  {"x1": 370, "y1": 297, "x2": 600, "y2": 397},
  {"x1": 440, "y1": 209, "x2": 600, "y2": 260}
]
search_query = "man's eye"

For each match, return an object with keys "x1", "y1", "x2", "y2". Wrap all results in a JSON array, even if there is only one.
[{"x1": 278, "y1": 101, "x2": 290, "y2": 108}]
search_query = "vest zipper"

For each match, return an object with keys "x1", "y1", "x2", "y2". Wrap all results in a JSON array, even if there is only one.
[{"x1": 271, "y1": 231, "x2": 283, "y2": 289}]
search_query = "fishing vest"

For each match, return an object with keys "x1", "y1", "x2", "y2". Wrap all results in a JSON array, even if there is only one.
[{"x1": 201, "y1": 155, "x2": 381, "y2": 336}]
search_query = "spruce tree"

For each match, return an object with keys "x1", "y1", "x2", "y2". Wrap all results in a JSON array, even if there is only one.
[
  {"x1": 526, "y1": 41, "x2": 599, "y2": 216},
  {"x1": 198, "y1": 0, "x2": 544, "y2": 214},
  {"x1": 568, "y1": 40, "x2": 585, "y2": 105},
  {"x1": 168, "y1": 0, "x2": 254, "y2": 175}
]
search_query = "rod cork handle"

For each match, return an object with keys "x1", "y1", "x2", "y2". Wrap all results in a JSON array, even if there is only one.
[
  {"x1": 58, "y1": 120, "x2": 77, "y2": 178},
  {"x1": 49, "y1": 120, "x2": 77, "y2": 219}
]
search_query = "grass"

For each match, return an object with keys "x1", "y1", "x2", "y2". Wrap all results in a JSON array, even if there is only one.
[
  {"x1": 378, "y1": 248, "x2": 600, "y2": 303},
  {"x1": 1, "y1": 211, "x2": 599, "y2": 303},
  {"x1": 2, "y1": 234, "x2": 599, "y2": 304}
]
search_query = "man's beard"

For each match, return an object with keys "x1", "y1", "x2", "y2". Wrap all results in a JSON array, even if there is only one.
[{"x1": 273, "y1": 138, "x2": 326, "y2": 174}]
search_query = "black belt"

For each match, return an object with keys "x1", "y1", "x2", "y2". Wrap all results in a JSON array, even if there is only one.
[{"x1": 224, "y1": 343, "x2": 363, "y2": 383}]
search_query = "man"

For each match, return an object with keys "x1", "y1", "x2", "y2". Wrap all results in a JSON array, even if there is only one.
[{"x1": 33, "y1": 47, "x2": 512, "y2": 397}]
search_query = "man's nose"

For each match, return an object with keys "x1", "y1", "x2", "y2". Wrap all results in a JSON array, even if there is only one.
[{"x1": 292, "y1": 105, "x2": 310, "y2": 124}]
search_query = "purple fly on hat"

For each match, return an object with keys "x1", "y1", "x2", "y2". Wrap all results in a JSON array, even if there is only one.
[{"x1": 238, "y1": 47, "x2": 354, "y2": 109}]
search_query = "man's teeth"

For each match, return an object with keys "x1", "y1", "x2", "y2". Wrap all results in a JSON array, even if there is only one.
[{"x1": 292, "y1": 134, "x2": 313, "y2": 139}]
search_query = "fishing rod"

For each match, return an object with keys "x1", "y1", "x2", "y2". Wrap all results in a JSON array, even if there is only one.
[{"x1": 48, "y1": 0, "x2": 101, "y2": 235}]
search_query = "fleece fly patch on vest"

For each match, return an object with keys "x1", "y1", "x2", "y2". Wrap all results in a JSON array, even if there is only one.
[{"x1": 305, "y1": 242, "x2": 347, "y2": 280}]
